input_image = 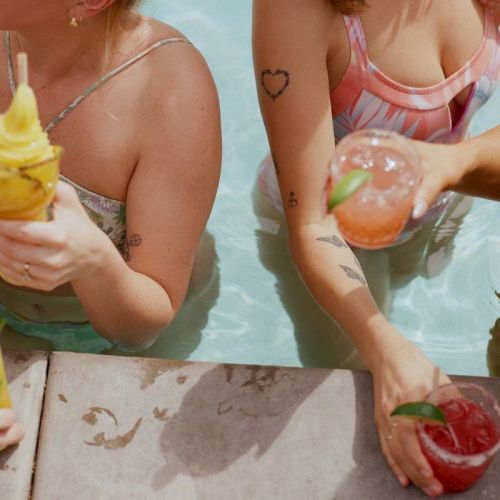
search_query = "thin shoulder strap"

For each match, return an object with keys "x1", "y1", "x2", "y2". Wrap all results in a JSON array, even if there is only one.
[
  {"x1": 342, "y1": 15, "x2": 369, "y2": 68},
  {"x1": 5, "y1": 32, "x2": 191, "y2": 133}
]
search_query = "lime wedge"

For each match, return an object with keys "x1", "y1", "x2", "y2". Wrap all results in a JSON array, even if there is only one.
[
  {"x1": 390, "y1": 402, "x2": 447, "y2": 425},
  {"x1": 328, "y1": 169, "x2": 373, "y2": 211}
]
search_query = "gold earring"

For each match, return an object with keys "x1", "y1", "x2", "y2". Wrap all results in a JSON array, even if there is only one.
[{"x1": 70, "y1": 17, "x2": 79, "y2": 28}]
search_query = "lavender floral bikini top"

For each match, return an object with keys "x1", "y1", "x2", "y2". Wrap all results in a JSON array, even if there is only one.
[
  {"x1": 5, "y1": 33, "x2": 190, "y2": 255},
  {"x1": 59, "y1": 174, "x2": 127, "y2": 251}
]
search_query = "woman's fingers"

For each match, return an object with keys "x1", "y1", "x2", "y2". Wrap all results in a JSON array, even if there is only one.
[
  {"x1": 0, "y1": 235, "x2": 60, "y2": 267},
  {"x1": 0, "y1": 219, "x2": 66, "y2": 247},
  {"x1": 388, "y1": 420, "x2": 443, "y2": 497},
  {"x1": 379, "y1": 428, "x2": 409, "y2": 487},
  {"x1": 0, "y1": 422, "x2": 25, "y2": 450},
  {"x1": 0, "y1": 409, "x2": 16, "y2": 431},
  {"x1": 412, "y1": 172, "x2": 443, "y2": 219},
  {"x1": 0, "y1": 410, "x2": 24, "y2": 451}
]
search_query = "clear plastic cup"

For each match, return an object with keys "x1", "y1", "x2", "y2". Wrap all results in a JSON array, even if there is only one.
[
  {"x1": 417, "y1": 382, "x2": 500, "y2": 492},
  {"x1": 329, "y1": 129, "x2": 421, "y2": 249}
]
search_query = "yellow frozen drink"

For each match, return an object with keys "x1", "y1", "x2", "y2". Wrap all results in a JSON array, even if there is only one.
[
  {"x1": 0, "y1": 321, "x2": 11, "y2": 409},
  {"x1": 0, "y1": 53, "x2": 61, "y2": 221}
]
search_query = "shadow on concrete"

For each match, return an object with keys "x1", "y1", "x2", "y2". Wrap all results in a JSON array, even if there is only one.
[{"x1": 152, "y1": 364, "x2": 329, "y2": 490}]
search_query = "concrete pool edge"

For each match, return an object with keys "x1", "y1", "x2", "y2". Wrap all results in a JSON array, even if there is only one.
[{"x1": 2, "y1": 350, "x2": 500, "y2": 499}]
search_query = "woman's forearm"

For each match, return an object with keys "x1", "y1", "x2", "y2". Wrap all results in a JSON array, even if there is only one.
[
  {"x1": 289, "y1": 220, "x2": 400, "y2": 370},
  {"x1": 72, "y1": 237, "x2": 173, "y2": 348},
  {"x1": 455, "y1": 126, "x2": 500, "y2": 200}
]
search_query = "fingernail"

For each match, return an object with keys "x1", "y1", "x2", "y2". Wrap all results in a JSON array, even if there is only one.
[
  {"x1": 420, "y1": 468, "x2": 433, "y2": 479},
  {"x1": 412, "y1": 200, "x2": 428, "y2": 219},
  {"x1": 397, "y1": 475, "x2": 408, "y2": 487},
  {"x1": 423, "y1": 484, "x2": 442, "y2": 497}
]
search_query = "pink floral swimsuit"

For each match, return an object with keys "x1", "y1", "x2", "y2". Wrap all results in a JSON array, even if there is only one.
[{"x1": 258, "y1": 9, "x2": 500, "y2": 239}]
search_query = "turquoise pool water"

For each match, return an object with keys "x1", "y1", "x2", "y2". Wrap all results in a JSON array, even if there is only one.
[{"x1": 128, "y1": 1, "x2": 500, "y2": 376}]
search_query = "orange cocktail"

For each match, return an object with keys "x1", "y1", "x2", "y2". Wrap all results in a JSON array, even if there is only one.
[{"x1": 329, "y1": 129, "x2": 421, "y2": 249}]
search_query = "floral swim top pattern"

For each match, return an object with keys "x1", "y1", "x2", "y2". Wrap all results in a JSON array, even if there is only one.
[{"x1": 60, "y1": 174, "x2": 127, "y2": 256}]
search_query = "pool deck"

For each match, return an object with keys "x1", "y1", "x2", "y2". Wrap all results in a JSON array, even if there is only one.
[{"x1": 1, "y1": 351, "x2": 499, "y2": 499}]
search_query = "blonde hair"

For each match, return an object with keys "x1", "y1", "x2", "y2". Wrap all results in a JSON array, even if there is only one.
[
  {"x1": 330, "y1": 0, "x2": 366, "y2": 15},
  {"x1": 103, "y1": 0, "x2": 144, "y2": 69}
]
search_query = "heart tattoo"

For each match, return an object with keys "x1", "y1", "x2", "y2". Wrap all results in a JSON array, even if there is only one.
[{"x1": 261, "y1": 69, "x2": 290, "y2": 101}]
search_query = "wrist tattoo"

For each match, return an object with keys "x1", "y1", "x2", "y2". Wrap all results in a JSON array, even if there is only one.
[
  {"x1": 316, "y1": 235, "x2": 347, "y2": 248},
  {"x1": 340, "y1": 264, "x2": 367, "y2": 286},
  {"x1": 271, "y1": 152, "x2": 280, "y2": 176},
  {"x1": 288, "y1": 192, "x2": 298, "y2": 208},
  {"x1": 122, "y1": 233, "x2": 142, "y2": 262},
  {"x1": 261, "y1": 69, "x2": 290, "y2": 101}
]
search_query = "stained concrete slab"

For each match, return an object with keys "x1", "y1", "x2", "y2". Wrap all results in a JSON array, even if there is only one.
[
  {"x1": 0, "y1": 350, "x2": 49, "y2": 500},
  {"x1": 32, "y1": 352, "x2": 500, "y2": 499}
]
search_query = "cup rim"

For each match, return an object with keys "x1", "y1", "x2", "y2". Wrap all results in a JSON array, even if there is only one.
[
  {"x1": 331, "y1": 129, "x2": 422, "y2": 198},
  {"x1": 417, "y1": 381, "x2": 500, "y2": 464},
  {"x1": 0, "y1": 145, "x2": 63, "y2": 172}
]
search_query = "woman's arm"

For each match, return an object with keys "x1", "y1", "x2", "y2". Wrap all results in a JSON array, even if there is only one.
[
  {"x1": 0, "y1": 43, "x2": 221, "y2": 348},
  {"x1": 253, "y1": 0, "x2": 445, "y2": 495},
  {"x1": 73, "y1": 43, "x2": 221, "y2": 347},
  {"x1": 411, "y1": 126, "x2": 500, "y2": 218}
]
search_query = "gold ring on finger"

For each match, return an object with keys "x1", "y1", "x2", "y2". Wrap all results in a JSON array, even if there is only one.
[{"x1": 19, "y1": 262, "x2": 32, "y2": 282}]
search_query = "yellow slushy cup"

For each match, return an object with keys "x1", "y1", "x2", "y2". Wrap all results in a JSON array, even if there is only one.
[
  {"x1": 0, "y1": 53, "x2": 61, "y2": 221},
  {"x1": 0, "y1": 320, "x2": 11, "y2": 409}
]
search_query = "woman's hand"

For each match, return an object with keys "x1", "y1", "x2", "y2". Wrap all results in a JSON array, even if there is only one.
[
  {"x1": 0, "y1": 181, "x2": 112, "y2": 291},
  {"x1": 370, "y1": 331, "x2": 450, "y2": 497},
  {"x1": 409, "y1": 140, "x2": 471, "y2": 219},
  {"x1": 0, "y1": 409, "x2": 24, "y2": 450}
]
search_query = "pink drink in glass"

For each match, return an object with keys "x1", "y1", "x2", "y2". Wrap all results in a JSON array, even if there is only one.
[
  {"x1": 329, "y1": 129, "x2": 421, "y2": 249},
  {"x1": 417, "y1": 382, "x2": 500, "y2": 492}
]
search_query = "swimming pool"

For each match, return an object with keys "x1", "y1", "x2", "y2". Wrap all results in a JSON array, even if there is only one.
[
  {"x1": 5, "y1": 1, "x2": 499, "y2": 377},
  {"x1": 119, "y1": 0, "x2": 499, "y2": 377}
]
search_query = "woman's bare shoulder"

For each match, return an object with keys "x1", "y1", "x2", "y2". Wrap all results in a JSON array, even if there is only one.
[
  {"x1": 117, "y1": 14, "x2": 217, "y2": 115},
  {"x1": 124, "y1": 14, "x2": 213, "y2": 86},
  {"x1": 115, "y1": 15, "x2": 219, "y2": 157}
]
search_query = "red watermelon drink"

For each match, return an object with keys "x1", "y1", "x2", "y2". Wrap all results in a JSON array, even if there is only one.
[
  {"x1": 328, "y1": 129, "x2": 421, "y2": 249},
  {"x1": 417, "y1": 382, "x2": 500, "y2": 492}
]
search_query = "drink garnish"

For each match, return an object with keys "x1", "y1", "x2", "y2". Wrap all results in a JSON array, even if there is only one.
[
  {"x1": 328, "y1": 169, "x2": 372, "y2": 211},
  {"x1": 391, "y1": 402, "x2": 447, "y2": 425}
]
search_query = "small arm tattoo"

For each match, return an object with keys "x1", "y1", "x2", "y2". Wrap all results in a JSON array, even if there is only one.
[
  {"x1": 123, "y1": 233, "x2": 142, "y2": 262},
  {"x1": 261, "y1": 69, "x2": 290, "y2": 100},
  {"x1": 288, "y1": 192, "x2": 298, "y2": 208},
  {"x1": 339, "y1": 265, "x2": 367, "y2": 286},
  {"x1": 271, "y1": 152, "x2": 280, "y2": 176},
  {"x1": 316, "y1": 235, "x2": 347, "y2": 248}
]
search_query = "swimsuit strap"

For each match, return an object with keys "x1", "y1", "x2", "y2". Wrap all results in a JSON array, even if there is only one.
[
  {"x1": 5, "y1": 32, "x2": 191, "y2": 133},
  {"x1": 342, "y1": 15, "x2": 369, "y2": 70}
]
